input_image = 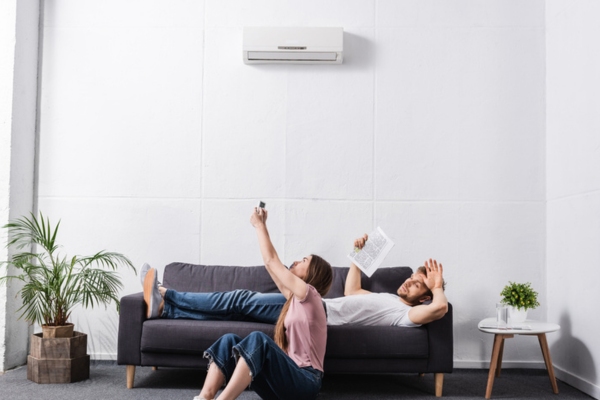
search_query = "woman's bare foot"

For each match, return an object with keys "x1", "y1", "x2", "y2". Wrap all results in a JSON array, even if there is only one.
[{"x1": 155, "y1": 286, "x2": 166, "y2": 316}]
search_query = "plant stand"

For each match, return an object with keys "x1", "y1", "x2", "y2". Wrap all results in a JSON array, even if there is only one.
[{"x1": 27, "y1": 331, "x2": 90, "y2": 384}]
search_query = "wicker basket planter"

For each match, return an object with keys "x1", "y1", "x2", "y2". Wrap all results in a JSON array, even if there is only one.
[{"x1": 27, "y1": 331, "x2": 90, "y2": 384}]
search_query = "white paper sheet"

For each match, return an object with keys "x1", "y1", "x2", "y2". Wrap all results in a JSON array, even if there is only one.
[{"x1": 347, "y1": 227, "x2": 395, "y2": 277}]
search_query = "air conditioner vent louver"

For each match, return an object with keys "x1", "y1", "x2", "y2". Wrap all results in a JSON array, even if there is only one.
[{"x1": 278, "y1": 46, "x2": 307, "y2": 50}]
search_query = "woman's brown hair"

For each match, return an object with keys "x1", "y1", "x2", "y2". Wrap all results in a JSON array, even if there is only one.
[{"x1": 274, "y1": 254, "x2": 332, "y2": 351}]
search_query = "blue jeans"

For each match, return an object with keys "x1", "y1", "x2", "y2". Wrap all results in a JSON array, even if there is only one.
[
  {"x1": 205, "y1": 332, "x2": 322, "y2": 400},
  {"x1": 162, "y1": 289, "x2": 285, "y2": 324}
]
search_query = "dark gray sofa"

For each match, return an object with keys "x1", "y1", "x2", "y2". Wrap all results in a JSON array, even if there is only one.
[{"x1": 117, "y1": 263, "x2": 453, "y2": 396}]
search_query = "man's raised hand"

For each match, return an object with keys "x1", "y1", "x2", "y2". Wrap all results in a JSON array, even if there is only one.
[
  {"x1": 354, "y1": 233, "x2": 368, "y2": 250},
  {"x1": 423, "y1": 259, "x2": 444, "y2": 291}
]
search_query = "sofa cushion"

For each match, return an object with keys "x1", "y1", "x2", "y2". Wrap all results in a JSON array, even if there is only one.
[
  {"x1": 325, "y1": 325, "x2": 428, "y2": 359},
  {"x1": 141, "y1": 319, "x2": 428, "y2": 360},
  {"x1": 141, "y1": 319, "x2": 275, "y2": 355}
]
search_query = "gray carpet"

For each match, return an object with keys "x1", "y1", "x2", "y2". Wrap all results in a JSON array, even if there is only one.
[{"x1": 0, "y1": 361, "x2": 593, "y2": 400}]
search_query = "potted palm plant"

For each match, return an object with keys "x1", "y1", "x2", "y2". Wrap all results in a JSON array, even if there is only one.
[{"x1": 0, "y1": 212, "x2": 135, "y2": 383}]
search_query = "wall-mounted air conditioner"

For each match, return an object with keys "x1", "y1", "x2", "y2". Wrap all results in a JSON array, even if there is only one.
[{"x1": 243, "y1": 27, "x2": 343, "y2": 65}]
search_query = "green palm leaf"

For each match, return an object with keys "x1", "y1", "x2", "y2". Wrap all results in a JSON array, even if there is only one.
[{"x1": 1, "y1": 212, "x2": 136, "y2": 327}]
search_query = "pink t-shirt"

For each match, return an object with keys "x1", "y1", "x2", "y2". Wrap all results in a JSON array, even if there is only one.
[{"x1": 284, "y1": 284, "x2": 327, "y2": 372}]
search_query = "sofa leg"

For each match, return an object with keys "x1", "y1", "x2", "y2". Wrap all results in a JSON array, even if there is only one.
[
  {"x1": 418, "y1": 373, "x2": 425, "y2": 377},
  {"x1": 152, "y1": 366, "x2": 158, "y2": 371},
  {"x1": 434, "y1": 373, "x2": 444, "y2": 397},
  {"x1": 126, "y1": 365, "x2": 136, "y2": 389}
]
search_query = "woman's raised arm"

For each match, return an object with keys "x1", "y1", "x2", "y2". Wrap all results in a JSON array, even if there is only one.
[{"x1": 250, "y1": 208, "x2": 307, "y2": 300}]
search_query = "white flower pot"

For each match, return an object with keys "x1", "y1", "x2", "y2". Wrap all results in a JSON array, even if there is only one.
[{"x1": 509, "y1": 307, "x2": 528, "y2": 323}]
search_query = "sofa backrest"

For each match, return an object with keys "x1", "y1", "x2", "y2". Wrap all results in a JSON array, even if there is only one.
[
  {"x1": 325, "y1": 266, "x2": 413, "y2": 298},
  {"x1": 163, "y1": 263, "x2": 279, "y2": 293},
  {"x1": 163, "y1": 263, "x2": 413, "y2": 298}
]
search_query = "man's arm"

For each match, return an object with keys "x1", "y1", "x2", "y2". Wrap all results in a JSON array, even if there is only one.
[
  {"x1": 407, "y1": 259, "x2": 448, "y2": 325},
  {"x1": 344, "y1": 234, "x2": 372, "y2": 296}
]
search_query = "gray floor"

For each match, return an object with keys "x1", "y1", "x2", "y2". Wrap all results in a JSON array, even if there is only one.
[{"x1": 0, "y1": 361, "x2": 594, "y2": 400}]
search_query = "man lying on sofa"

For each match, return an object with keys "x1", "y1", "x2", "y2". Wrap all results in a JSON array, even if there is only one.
[{"x1": 142, "y1": 234, "x2": 448, "y2": 327}]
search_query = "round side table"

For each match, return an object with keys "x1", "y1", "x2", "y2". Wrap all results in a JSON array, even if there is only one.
[{"x1": 478, "y1": 318, "x2": 560, "y2": 399}]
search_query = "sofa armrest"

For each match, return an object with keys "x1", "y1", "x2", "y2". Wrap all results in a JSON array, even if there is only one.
[
  {"x1": 425, "y1": 302, "x2": 453, "y2": 373},
  {"x1": 117, "y1": 292, "x2": 145, "y2": 366}
]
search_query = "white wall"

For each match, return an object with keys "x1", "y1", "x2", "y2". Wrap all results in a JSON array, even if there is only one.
[
  {"x1": 0, "y1": 0, "x2": 39, "y2": 372},
  {"x1": 33, "y1": 0, "x2": 547, "y2": 366},
  {"x1": 0, "y1": 0, "x2": 17, "y2": 374},
  {"x1": 546, "y1": 1, "x2": 600, "y2": 398}
]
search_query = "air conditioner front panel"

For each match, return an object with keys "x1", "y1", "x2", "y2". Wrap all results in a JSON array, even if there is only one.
[
  {"x1": 247, "y1": 51, "x2": 339, "y2": 62},
  {"x1": 243, "y1": 27, "x2": 343, "y2": 64}
]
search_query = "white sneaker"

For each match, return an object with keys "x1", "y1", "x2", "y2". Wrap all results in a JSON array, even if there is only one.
[
  {"x1": 140, "y1": 262, "x2": 162, "y2": 287},
  {"x1": 140, "y1": 263, "x2": 152, "y2": 286},
  {"x1": 143, "y1": 268, "x2": 163, "y2": 319}
]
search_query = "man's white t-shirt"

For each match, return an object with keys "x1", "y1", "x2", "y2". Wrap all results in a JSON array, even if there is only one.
[{"x1": 323, "y1": 293, "x2": 420, "y2": 327}]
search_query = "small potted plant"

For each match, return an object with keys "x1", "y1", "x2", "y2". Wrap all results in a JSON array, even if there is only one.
[
  {"x1": 500, "y1": 281, "x2": 540, "y2": 323},
  {"x1": 0, "y1": 212, "x2": 136, "y2": 383}
]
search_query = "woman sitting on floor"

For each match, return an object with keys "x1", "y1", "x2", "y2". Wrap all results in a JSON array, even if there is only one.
[{"x1": 143, "y1": 206, "x2": 332, "y2": 400}]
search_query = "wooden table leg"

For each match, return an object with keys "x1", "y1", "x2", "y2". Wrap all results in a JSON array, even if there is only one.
[
  {"x1": 537, "y1": 333, "x2": 559, "y2": 394},
  {"x1": 486, "y1": 334, "x2": 513, "y2": 399},
  {"x1": 495, "y1": 338, "x2": 505, "y2": 377}
]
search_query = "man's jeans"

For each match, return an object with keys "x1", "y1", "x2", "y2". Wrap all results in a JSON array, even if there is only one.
[
  {"x1": 205, "y1": 332, "x2": 322, "y2": 400},
  {"x1": 162, "y1": 289, "x2": 285, "y2": 324}
]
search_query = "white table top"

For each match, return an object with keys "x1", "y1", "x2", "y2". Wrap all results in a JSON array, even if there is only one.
[{"x1": 478, "y1": 318, "x2": 560, "y2": 335}]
